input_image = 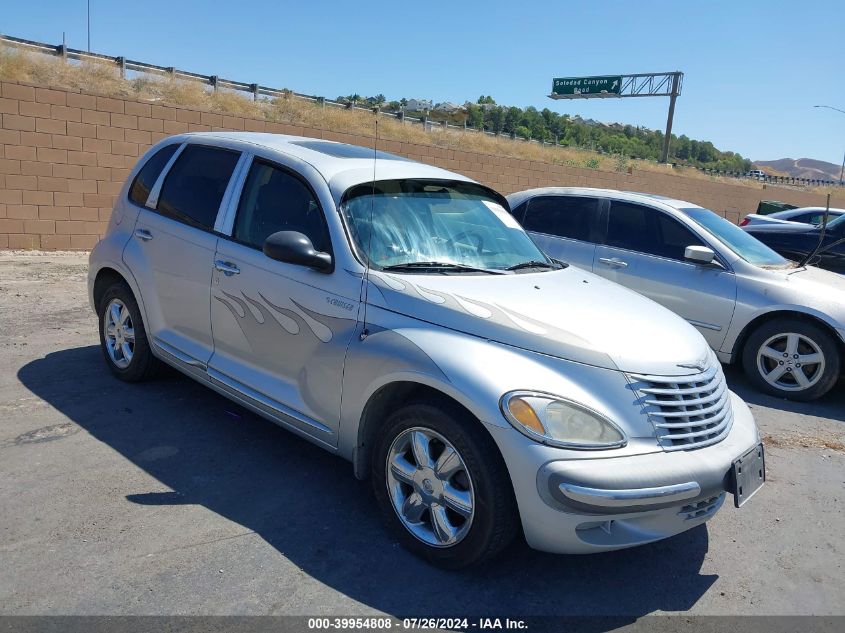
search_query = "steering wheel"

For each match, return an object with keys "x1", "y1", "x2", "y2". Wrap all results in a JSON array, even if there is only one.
[{"x1": 445, "y1": 231, "x2": 485, "y2": 256}]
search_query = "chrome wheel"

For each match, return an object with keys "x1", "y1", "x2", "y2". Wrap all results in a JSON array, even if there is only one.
[
  {"x1": 757, "y1": 332, "x2": 825, "y2": 392},
  {"x1": 385, "y1": 427, "x2": 475, "y2": 548},
  {"x1": 103, "y1": 298, "x2": 135, "y2": 369}
]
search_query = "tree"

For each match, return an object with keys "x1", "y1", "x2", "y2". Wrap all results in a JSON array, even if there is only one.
[
  {"x1": 465, "y1": 103, "x2": 484, "y2": 129},
  {"x1": 329, "y1": 90, "x2": 751, "y2": 169},
  {"x1": 503, "y1": 107, "x2": 522, "y2": 134}
]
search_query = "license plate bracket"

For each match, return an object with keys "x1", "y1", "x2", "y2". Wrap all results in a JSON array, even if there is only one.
[{"x1": 732, "y1": 443, "x2": 765, "y2": 508}]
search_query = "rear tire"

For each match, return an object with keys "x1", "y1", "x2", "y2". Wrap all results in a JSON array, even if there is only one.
[
  {"x1": 742, "y1": 317, "x2": 840, "y2": 401},
  {"x1": 371, "y1": 400, "x2": 519, "y2": 569},
  {"x1": 97, "y1": 281, "x2": 161, "y2": 382}
]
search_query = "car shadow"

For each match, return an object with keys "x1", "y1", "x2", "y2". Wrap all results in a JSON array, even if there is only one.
[
  {"x1": 723, "y1": 364, "x2": 845, "y2": 424},
  {"x1": 18, "y1": 345, "x2": 718, "y2": 618}
]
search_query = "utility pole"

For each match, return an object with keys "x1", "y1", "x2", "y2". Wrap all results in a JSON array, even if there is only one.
[{"x1": 87, "y1": 0, "x2": 91, "y2": 52}]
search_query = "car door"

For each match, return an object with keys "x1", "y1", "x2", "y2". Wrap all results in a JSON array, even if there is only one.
[
  {"x1": 207, "y1": 155, "x2": 360, "y2": 446},
  {"x1": 592, "y1": 200, "x2": 738, "y2": 350},
  {"x1": 123, "y1": 142, "x2": 242, "y2": 367},
  {"x1": 517, "y1": 195, "x2": 601, "y2": 271}
]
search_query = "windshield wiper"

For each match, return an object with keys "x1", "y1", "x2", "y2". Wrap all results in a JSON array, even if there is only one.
[
  {"x1": 505, "y1": 260, "x2": 561, "y2": 271},
  {"x1": 381, "y1": 261, "x2": 503, "y2": 274}
]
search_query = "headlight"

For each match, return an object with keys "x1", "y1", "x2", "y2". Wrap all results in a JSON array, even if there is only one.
[{"x1": 500, "y1": 391, "x2": 627, "y2": 450}]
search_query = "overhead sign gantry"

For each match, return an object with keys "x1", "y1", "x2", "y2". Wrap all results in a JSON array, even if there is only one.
[{"x1": 549, "y1": 71, "x2": 684, "y2": 163}]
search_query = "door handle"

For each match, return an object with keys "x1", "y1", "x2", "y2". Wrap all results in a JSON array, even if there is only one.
[
  {"x1": 598, "y1": 257, "x2": 628, "y2": 269},
  {"x1": 134, "y1": 228, "x2": 153, "y2": 241},
  {"x1": 214, "y1": 260, "x2": 240, "y2": 276}
]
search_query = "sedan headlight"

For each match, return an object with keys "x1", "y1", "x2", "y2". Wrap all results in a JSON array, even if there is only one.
[{"x1": 500, "y1": 391, "x2": 627, "y2": 450}]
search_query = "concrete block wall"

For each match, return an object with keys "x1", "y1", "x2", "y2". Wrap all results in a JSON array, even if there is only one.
[{"x1": 1, "y1": 79, "x2": 843, "y2": 250}]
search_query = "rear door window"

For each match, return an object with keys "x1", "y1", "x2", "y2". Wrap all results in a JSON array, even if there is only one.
[
  {"x1": 156, "y1": 145, "x2": 240, "y2": 230},
  {"x1": 128, "y1": 144, "x2": 178, "y2": 207},
  {"x1": 800, "y1": 212, "x2": 827, "y2": 226},
  {"x1": 606, "y1": 201, "x2": 704, "y2": 261},
  {"x1": 522, "y1": 196, "x2": 597, "y2": 241}
]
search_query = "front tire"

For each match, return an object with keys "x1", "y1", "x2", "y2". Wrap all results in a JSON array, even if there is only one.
[
  {"x1": 97, "y1": 281, "x2": 161, "y2": 382},
  {"x1": 372, "y1": 401, "x2": 519, "y2": 569},
  {"x1": 742, "y1": 317, "x2": 840, "y2": 401}
]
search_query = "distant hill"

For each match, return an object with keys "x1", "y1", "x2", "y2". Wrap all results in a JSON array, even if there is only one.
[{"x1": 754, "y1": 158, "x2": 843, "y2": 181}]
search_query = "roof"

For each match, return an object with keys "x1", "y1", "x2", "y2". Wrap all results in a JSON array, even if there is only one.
[
  {"x1": 505, "y1": 186, "x2": 704, "y2": 211},
  {"x1": 172, "y1": 132, "x2": 473, "y2": 201},
  {"x1": 778, "y1": 206, "x2": 845, "y2": 214}
]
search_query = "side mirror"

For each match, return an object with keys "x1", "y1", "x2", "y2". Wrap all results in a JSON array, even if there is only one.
[
  {"x1": 685, "y1": 245, "x2": 716, "y2": 265},
  {"x1": 263, "y1": 231, "x2": 332, "y2": 272}
]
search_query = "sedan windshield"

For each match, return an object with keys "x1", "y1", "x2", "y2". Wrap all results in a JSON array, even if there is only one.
[
  {"x1": 826, "y1": 214, "x2": 845, "y2": 231},
  {"x1": 340, "y1": 179, "x2": 550, "y2": 272},
  {"x1": 681, "y1": 207, "x2": 790, "y2": 267}
]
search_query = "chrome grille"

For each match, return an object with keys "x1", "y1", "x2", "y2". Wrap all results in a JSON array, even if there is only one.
[{"x1": 629, "y1": 361, "x2": 733, "y2": 452}]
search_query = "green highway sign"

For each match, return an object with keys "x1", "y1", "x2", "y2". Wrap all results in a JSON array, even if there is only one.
[{"x1": 552, "y1": 75, "x2": 622, "y2": 97}]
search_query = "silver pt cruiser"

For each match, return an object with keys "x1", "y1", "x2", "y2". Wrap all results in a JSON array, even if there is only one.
[{"x1": 88, "y1": 133, "x2": 764, "y2": 568}]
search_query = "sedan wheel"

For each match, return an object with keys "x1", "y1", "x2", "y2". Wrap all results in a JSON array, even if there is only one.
[
  {"x1": 386, "y1": 427, "x2": 475, "y2": 548},
  {"x1": 756, "y1": 332, "x2": 825, "y2": 392},
  {"x1": 743, "y1": 317, "x2": 840, "y2": 401}
]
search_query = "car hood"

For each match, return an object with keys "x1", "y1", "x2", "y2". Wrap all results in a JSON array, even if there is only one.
[
  {"x1": 365, "y1": 266, "x2": 711, "y2": 376},
  {"x1": 782, "y1": 265, "x2": 845, "y2": 307}
]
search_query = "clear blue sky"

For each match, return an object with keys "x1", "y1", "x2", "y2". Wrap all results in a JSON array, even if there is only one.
[{"x1": 4, "y1": 0, "x2": 845, "y2": 164}]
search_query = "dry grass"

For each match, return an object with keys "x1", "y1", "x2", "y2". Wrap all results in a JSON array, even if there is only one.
[
  {"x1": 763, "y1": 432, "x2": 845, "y2": 453},
  {"x1": 1, "y1": 44, "x2": 840, "y2": 194}
]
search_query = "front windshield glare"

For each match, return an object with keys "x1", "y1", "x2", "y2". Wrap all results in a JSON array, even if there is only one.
[
  {"x1": 681, "y1": 207, "x2": 790, "y2": 267},
  {"x1": 340, "y1": 179, "x2": 548, "y2": 271}
]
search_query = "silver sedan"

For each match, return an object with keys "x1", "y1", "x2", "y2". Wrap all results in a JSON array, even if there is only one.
[{"x1": 508, "y1": 187, "x2": 845, "y2": 401}]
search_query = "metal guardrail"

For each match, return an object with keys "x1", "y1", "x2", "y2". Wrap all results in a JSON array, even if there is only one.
[
  {"x1": 2, "y1": 33, "x2": 842, "y2": 190},
  {"x1": 692, "y1": 166, "x2": 843, "y2": 188},
  {"x1": 0, "y1": 33, "x2": 496, "y2": 136}
]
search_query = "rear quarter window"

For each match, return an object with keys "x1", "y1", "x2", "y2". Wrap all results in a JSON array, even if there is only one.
[
  {"x1": 128, "y1": 144, "x2": 179, "y2": 207},
  {"x1": 524, "y1": 196, "x2": 597, "y2": 241}
]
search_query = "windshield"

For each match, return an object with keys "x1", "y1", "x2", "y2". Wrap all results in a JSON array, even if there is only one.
[
  {"x1": 340, "y1": 179, "x2": 549, "y2": 271},
  {"x1": 826, "y1": 214, "x2": 845, "y2": 231},
  {"x1": 681, "y1": 207, "x2": 790, "y2": 267}
]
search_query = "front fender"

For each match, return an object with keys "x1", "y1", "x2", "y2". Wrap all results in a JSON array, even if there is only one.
[
  {"x1": 723, "y1": 301, "x2": 845, "y2": 359},
  {"x1": 337, "y1": 307, "x2": 660, "y2": 475}
]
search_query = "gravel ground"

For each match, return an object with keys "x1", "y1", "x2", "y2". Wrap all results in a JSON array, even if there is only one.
[{"x1": 0, "y1": 251, "x2": 843, "y2": 618}]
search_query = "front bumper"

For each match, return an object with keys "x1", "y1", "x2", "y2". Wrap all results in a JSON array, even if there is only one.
[
  {"x1": 485, "y1": 391, "x2": 760, "y2": 554},
  {"x1": 558, "y1": 480, "x2": 702, "y2": 509}
]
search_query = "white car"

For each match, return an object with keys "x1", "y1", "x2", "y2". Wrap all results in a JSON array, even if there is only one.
[
  {"x1": 88, "y1": 134, "x2": 764, "y2": 567},
  {"x1": 508, "y1": 187, "x2": 845, "y2": 401},
  {"x1": 740, "y1": 207, "x2": 845, "y2": 229}
]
